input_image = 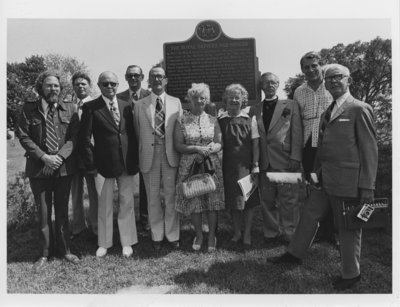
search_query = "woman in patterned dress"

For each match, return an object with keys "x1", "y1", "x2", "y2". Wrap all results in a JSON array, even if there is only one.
[
  {"x1": 218, "y1": 84, "x2": 260, "y2": 248},
  {"x1": 174, "y1": 83, "x2": 224, "y2": 252}
]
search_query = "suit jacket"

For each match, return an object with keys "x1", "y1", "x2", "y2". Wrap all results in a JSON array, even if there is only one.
[
  {"x1": 16, "y1": 99, "x2": 79, "y2": 178},
  {"x1": 117, "y1": 88, "x2": 151, "y2": 107},
  {"x1": 133, "y1": 93, "x2": 182, "y2": 173},
  {"x1": 315, "y1": 95, "x2": 378, "y2": 197},
  {"x1": 79, "y1": 96, "x2": 139, "y2": 178},
  {"x1": 249, "y1": 99, "x2": 303, "y2": 171}
]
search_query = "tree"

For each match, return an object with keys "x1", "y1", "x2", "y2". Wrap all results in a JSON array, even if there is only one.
[
  {"x1": 283, "y1": 74, "x2": 305, "y2": 100},
  {"x1": 283, "y1": 37, "x2": 391, "y2": 104}
]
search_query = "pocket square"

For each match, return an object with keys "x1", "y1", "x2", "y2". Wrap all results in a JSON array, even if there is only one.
[{"x1": 338, "y1": 118, "x2": 350, "y2": 122}]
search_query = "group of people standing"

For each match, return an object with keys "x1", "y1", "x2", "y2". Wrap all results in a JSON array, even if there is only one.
[{"x1": 16, "y1": 51, "x2": 378, "y2": 291}]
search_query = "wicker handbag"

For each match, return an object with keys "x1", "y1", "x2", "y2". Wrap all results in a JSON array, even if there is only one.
[{"x1": 180, "y1": 157, "x2": 217, "y2": 199}]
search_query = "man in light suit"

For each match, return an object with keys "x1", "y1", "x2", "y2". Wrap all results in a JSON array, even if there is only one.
[
  {"x1": 249, "y1": 72, "x2": 303, "y2": 243},
  {"x1": 133, "y1": 65, "x2": 182, "y2": 251},
  {"x1": 79, "y1": 71, "x2": 139, "y2": 258},
  {"x1": 117, "y1": 65, "x2": 151, "y2": 232},
  {"x1": 70, "y1": 71, "x2": 103, "y2": 240},
  {"x1": 269, "y1": 64, "x2": 378, "y2": 291}
]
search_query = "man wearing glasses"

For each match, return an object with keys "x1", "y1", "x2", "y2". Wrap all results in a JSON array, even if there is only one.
[
  {"x1": 117, "y1": 65, "x2": 151, "y2": 233},
  {"x1": 133, "y1": 65, "x2": 182, "y2": 252},
  {"x1": 293, "y1": 51, "x2": 336, "y2": 245},
  {"x1": 79, "y1": 71, "x2": 139, "y2": 258},
  {"x1": 270, "y1": 64, "x2": 378, "y2": 291}
]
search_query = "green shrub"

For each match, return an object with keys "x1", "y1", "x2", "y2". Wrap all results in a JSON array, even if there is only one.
[{"x1": 7, "y1": 172, "x2": 37, "y2": 230}]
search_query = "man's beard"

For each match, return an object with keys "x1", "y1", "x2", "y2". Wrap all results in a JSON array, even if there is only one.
[{"x1": 45, "y1": 92, "x2": 59, "y2": 104}]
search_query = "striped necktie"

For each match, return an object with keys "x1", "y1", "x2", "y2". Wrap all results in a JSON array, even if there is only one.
[
  {"x1": 45, "y1": 106, "x2": 59, "y2": 153},
  {"x1": 320, "y1": 100, "x2": 336, "y2": 135},
  {"x1": 132, "y1": 92, "x2": 138, "y2": 101},
  {"x1": 155, "y1": 97, "x2": 165, "y2": 137},
  {"x1": 109, "y1": 100, "x2": 120, "y2": 126}
]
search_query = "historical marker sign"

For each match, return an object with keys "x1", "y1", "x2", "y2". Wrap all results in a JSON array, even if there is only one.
[{"x1": 164, "y1": 20, "x2": 260, "y2": 107}]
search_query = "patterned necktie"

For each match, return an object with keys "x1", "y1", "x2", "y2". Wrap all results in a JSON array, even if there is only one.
[
  {"x1": 45, "y1": 106, "x2": 59, "y2": 153},
  {"x1": 155, "y1": 97, "x2": 165, "y2": 137},
  {"x1": 132, "y1": 92, "x2": 138, "y2": 101},
  {"x1": 109, "y1": 101, "x2": 120, "y2": 126},
  {"x1": 320, "y1": 100, "x2": 336, "y2": 134}
]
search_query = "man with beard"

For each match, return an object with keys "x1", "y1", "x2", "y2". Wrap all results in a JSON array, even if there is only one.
[
  {"x1": 117, "y1": 65, "x2": 151, "y2": 232},
  {"x1": 69, "y1": 71, "x2": 103, "y2": 240},
  {"x1": 79, "y1": 71, "x2": 139, "y2": 258},
  {"x1": 17, "y1": 71, "x2": 80, "y2": 270}
]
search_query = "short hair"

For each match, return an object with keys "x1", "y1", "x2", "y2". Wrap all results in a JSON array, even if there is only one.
[
  {"x1": 71, "y1": 71, "x2": 91, "y2": 85},
  {"x1": 187, "y1": 83, "x2": 210, "y2": 103},
  {"x1": 323, "y1": 63, "x2": 351, "y2": 76},
  {"x1": 260, "y1": 72, "x2": 280, "y2": 83},
  {"x1": 125, "y1": 65, "x2": 143, "y2": 75},
  {"x1": 222, "y1": 83, "x2": 249, "y2": 108},
  {"x1": 35, "y1": 71, "x2": 62, "y2": 97},
  {"x1": 148, "y1": 64, "x2": 166, "y2": 77},
  {"x1": 300, "y1": 51, "x2": 323, "y2": 69}
]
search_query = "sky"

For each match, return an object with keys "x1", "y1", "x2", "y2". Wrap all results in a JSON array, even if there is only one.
[
  {"x1": 1, "y1": 0, "x2": 399, "y2": 306},
  {"x1": 6, "y1": 19, "x2": 391, "y2": 98}
]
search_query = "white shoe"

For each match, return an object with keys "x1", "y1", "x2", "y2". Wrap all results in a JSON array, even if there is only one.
[
  {"x1": 96, "y1": 247, "x2": 107, "y2": 257},
  {"x1": 122, "y1": 246, "x2": 133, "y2": 258}
]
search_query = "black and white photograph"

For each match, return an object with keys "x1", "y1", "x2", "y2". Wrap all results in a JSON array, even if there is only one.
[{"x1": 2, "y1": 0, "x2": 398, "y2": 306}]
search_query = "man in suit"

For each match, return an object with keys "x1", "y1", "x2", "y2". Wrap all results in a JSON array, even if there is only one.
[
  {"x1": 16, "y1": 71, "x2": 80, "y2": 269},
  {"x1": 250, "y1": 72, "x2": 303, "y2": 243},
  {"x1": 117, "y1": 65, "x2": 151, "y2": 232},
  {"x1": 69, "y1": 71, "x2": 103, "y2": 240},
  {"x1": 269, "y1": 64, "x2": 378, "y2": 291},
  {"x1": 293, "y1": 51, "x2": 336, "y2": 245},
  {"x1": 79, "y1": 71, "x2": 139, "y2": 258},
  {"x1": 133, "y1": 65, "x2": 182, "y2": 251}
]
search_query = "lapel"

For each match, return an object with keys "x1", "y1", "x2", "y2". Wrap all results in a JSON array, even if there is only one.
[
  {"x1": 164, "y1": 94, "x2": 172, "y2": 130},
  {"x1": 97, "y1": 97, "x2": 119, "y2": 131},
  {"x1": 268, "y1": 100, "x2": 286, "y2": 132},
  {"x1": 143, "y1": 95, "x2": 154, "y2": 129},
  {"x1": 255, "y1": 102, "x2": 267, "y2": 135},
  {"x1": 329, "y1": 95, "x2": 353, "y2": 122}
]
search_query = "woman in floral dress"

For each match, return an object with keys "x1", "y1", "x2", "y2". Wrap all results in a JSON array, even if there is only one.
[{"x1": 174, "y1": 83, "x2": 224, "y2": 252}]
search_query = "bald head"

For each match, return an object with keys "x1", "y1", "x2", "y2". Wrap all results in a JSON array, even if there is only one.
[{"x1": 97, "y1": 71, "x2": 119, "y2": 100}]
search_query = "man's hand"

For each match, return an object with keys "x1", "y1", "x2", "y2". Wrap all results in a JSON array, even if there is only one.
[
  {"x1": 359, "y1": 188, "x2": 374, "y2": 204},
  {"x1": 288, "y1": 159, "x2": 300, "y2": 172},
  {"x1": 42, "y1": 165, "x2": 54, "y2": 176},
  {"x1": 41, "y1": 154, "x2": 63, "y2": 170}
]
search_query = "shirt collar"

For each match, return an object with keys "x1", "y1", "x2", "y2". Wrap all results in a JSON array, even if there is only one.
[
  {"x1": 40, "y1": 98, "x2": 59, "y2": 112},
  {"x1": 78, "y1": 96, "x2": 92, "y2": 103},
  {"x1": 150, "y1": 91, "x2": 166, "y2": 104},
  {"x1": 102, "y1": 94, "x2": 118, "y2": 105},
  {"x1": 264, "y1": 95, "x2": 278, "y2": 102},
  {"x1": 335, "y1": 91, "x2": 350, "y2": 108},
  {"x1": 129, "y1": 88, "x2": 141, "y2": 99},
  {"x1": 219, "y1": 110, "x2": 250, "y2": 119}
]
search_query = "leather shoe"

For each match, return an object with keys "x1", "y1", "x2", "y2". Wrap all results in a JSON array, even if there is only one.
[
  {"x1": 64, "y1": 253, "x2": 80, "y2": 264},
  {"x1": 152, "y1": 241, "x2": 163, "y2": 252},
  {"x1": 332, "y1": 274, "x2": 361, "y2": 290},
  {"x1": 169, "y1": 240, "x2": 180, "y2": 249},
  {"x1": 122, "y1": 246, "x2": 133, "y2": 258},
  {"x1": 96, "y1": 247, "x2": 108, "y2": 258},
  {"x1": 33, "y1": 257, "x2": 48, "y2": 271},
  {"x1": 269, "y1": 252, "x2": 302, "y2": 265}
]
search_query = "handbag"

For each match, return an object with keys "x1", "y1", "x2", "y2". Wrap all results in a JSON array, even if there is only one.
[
  {"x1": 341, "y1": 198, "x2": 390, "y2": 230},
  {"x1": 180, "y1": 157, "x2": 217, "y2": 199}
]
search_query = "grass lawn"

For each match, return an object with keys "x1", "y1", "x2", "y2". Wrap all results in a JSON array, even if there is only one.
[{"x1": 6, "y1": 140, "x2": 393, "y2": 294}]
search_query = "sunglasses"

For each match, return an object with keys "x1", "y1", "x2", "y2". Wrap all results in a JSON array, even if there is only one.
[
  {"x1": 101, "y1": 82, "x2": 118, "y2": 88},
  {"x1": 126, "y1": 73, "x2": 142, "y2": 79}
]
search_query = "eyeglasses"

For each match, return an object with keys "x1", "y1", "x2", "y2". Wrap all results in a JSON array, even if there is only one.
[
  {"x1": 126, "y1": 73, "x2": 142, "y2": 79},
  {"x1": 324, "y1": 74, "x2": 349, "y2": 82},
  {"x1": 150, "y1": 74, "x2": 166, "y2": 80},
  {"x1": 101, "y1": 82, "x2": 118, "y2": 88}
]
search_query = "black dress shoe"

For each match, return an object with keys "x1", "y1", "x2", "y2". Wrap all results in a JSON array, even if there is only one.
[
  {"x1": 332, "y1": 274, "x2": 361, "y2": 290},
  {"x1": 33, "y1": 257, "x2": 48, "y2": 272},
  {"x1": 152, "y1": 241, "x2": 163, "y2": 252},
  {"x1": 169, "y1": 240, "x2": 180, "y2": 249},
  {"x1": 269, "y1": 252, "x2": 302, "y2": 265}
]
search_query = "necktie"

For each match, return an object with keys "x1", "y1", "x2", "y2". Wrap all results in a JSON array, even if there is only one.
[
  {"x1": 132, "y1": 92, "x2": 138, "y2": 101},
  {"x1": 320, "y1": 100, "x2": 336, "y2": 134},
  {"x1": 77, "y1": 99, "x2": 83, "y2": 110},
  {"x1": 109, "y1": 101, "x2": 120, "y2": 126},
  {"x1": 45, "y1": 106, "x2": 59, "y2": 153},
  {"x1": 155, "y1": 97, "x2": 165, "y2": 137}
]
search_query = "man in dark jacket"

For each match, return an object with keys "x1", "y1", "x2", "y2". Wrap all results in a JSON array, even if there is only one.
[
  {"x1": 17, "y1": 71, "x2": 80, "y2": 270},
  {"x1": 79, "y1": 71, "x2": 139, "y2": 258}
]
